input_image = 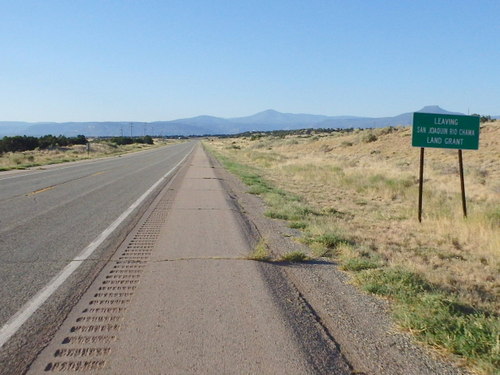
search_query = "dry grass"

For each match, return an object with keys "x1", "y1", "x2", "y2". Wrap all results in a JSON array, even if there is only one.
[
  {"x1": 0, "y1": 139, "x2": 179, "y2": 171},
  {"x1": 205, "y1": 123, "x2": 499, "y2": 373},
  {"x1": 207, "y1": 123, "x2": 499, "y2": 312}
]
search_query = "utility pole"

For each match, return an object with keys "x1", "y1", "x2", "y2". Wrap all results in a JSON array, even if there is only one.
[{"x1": 130, "y1": 123, "x2": 133, "y2": 137}]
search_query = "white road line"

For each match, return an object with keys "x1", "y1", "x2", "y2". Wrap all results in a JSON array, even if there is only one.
[{"x1": 0, "y1": 145, "x2": 194, "y2": 349}]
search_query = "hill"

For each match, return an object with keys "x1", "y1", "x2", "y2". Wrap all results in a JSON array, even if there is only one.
[{"x1": 0, "y1": 106, "x2": 469, "y2": 137}]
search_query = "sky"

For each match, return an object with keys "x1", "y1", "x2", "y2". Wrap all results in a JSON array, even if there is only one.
[{"x1": 0, "y1": 0, "x2": 499, "y2": 122}]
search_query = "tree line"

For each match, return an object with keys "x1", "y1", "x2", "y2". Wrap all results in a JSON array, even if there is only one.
[
  {"x1": 471, "y1": 114, "x2": 496, "y2": 123},
  {"x1": 0, "y1": 135, "x2": 88, "y2": 154},
  {"x1": 107, "y1": 135, "x2": 154, "y2": 145}
]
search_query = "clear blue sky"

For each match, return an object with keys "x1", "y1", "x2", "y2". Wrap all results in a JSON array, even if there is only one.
[{"x1": 1, "y1": 0, "x2": 499, "y2": 122}]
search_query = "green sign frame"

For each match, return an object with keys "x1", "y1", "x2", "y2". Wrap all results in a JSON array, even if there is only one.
[{"x1": 412, "y1": 112, "x2": 480, "y2": 150}]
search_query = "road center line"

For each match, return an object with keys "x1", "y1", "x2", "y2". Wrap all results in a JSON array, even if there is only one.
[
  {"x1": 26, "y1": 186, "x2": 56, "y2": 196},
  {"x1": 0, "y1": 146, "x2": 194, "y2": 349}
]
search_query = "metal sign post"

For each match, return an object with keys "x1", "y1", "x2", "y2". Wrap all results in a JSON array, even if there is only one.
[
  {"x1": 458, "y1": 150, "x2": 467, "y2": 217},
  {"x1": 412, "y1": 112, "x2": 480, "y2": 221},
  {"x1": 418, "y1": 147, "x2": 425, "y2": 222}
]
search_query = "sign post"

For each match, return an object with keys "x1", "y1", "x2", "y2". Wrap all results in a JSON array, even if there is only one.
[
  {"x1": 458, "y1": 150, "x2": 467, "y2": 217},
  {"x1": 418, "y1": 147, "x2": 425, "y2": 222},
  {"x1": 412, "y1": 112, "x2": 480, "y2": 221}
]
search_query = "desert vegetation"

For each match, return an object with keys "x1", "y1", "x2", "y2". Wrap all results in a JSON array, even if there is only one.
[
  {"x1": 0, "y1": 134, "x2": 88, "y2": 154},
  {"x1": 205, "y1": 122, "x2": 499, "y2": 374},
  {"x1": 0, "y1": 136, "x2": 174, "y2": 171}
]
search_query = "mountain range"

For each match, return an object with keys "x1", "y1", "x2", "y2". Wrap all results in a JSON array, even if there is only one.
[{"x1": 0, "y1": 106, "x2": 475, "y2": 137}]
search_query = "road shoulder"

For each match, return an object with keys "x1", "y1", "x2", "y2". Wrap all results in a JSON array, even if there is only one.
[{"x1": 205, "y1": 145, "x2": 471, "y2": 375}]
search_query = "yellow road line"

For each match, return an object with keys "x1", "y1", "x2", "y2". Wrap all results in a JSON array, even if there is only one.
[
  {"x1": 25, "y1": 171, "x2": 106, "y2": 196},
  {"x1": 27, "y1": 186, "x2": 55, "y2": 196}
]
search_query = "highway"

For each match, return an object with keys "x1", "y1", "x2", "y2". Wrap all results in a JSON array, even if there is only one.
[
  {"x1": 0, "y1": 141, "x2": 194, "y2": 374},
  {"x1": 26, "y1": 145, "x2": 352, "y2": 375},
  {"x1": 0, "y1": 141, "x2": 467, "y2": 375}
]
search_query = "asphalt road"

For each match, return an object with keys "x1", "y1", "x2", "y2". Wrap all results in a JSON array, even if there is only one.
[
  {"x1": 0, "y1": 141, "x2": 194, "y2": 374},
  {"x1": 27, "y1": 145, "x2": 351, "y2": 374}
]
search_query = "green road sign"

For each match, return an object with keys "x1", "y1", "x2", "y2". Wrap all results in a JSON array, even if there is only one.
[{"x1": 412, "y1": 112, "x2": 480, "y2": 150}]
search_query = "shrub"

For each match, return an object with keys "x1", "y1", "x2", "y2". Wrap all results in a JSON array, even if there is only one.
[
  {"x1": 361, "y1": 131, "x2": 378, "y2": 143},
  {"x1": 280, "y1": 251, "x2": 308, "y2": 262}
]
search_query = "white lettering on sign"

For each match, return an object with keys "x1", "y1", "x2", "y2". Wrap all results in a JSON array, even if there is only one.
[
  {"x1": 417, "y1": 126, "x2": 426, "y2": 133},
  {"x1": 445, "y1": 138, "x2": 464, "y2": 145},
  {"x1": 426, "y1": 137, "x2": 442, "y2": 144},
  {"x1": 429, "y1": 127, "x2": 448, "y2": 135},
  {"x1": 459, "y1": 129, "x2": 475, "y2": 136},
  {"x1": 434, "y1": 117, "x2": 459, "y2": 126}
]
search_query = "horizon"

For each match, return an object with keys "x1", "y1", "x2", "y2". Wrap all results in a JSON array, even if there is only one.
[
  {"x1": 1, "y1": 105, "x2": 493, "y2": 125},
  {"x1": 1, "y1": 1, "x2": 499, "y2": 122}
]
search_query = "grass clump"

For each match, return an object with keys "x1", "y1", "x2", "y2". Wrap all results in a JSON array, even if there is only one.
[
  {"x1": 302, "y1": 230, "x2": 353, "y2": 257},
  {"x1": 341, "y1": 257, "x2": 380, "y2": 271},
  {"x1": 356, "y1": 268, "x2": 499, "y2": 374},
  {"x1": 264, "y1": 199, "x2": 315, "y2": 221},
  {"x1": 280, "y1": 251, "x2": 309, "y2": 262},
  {"x1": 289, "y1": 221, "x2": 308, "y2": 229},
  {"x1": 302, "y1": 231, "x2": 353, "y2": 257},
  {"x1": 358, "y1": 268, "x2": 432, "y2": 298},
  {"x1": 361, "y1": 131, "x2": 378, "y2": 143},
  {"x1": 247, "y1": 239, "x2": 271, "y2": 262},
  {"x1": 314, "y1": 232, "x2": 351, "y2": 249}
]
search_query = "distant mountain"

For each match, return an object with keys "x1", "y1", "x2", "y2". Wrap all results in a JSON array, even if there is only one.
[
  {"x1": 0, "y1": 122, "x2": 31, "y2": 135},
  {"x1": 0, "y1": 106, "x2": 469, "y2": 137},
  {"x1": 315, "y1": 106, "x2": 463, "y2": 129},
  {"x1": 416, "y1": 105, "x2": 463, "y2": 115},
  {"x1": 231, "y1": 109, "x2": 330, "y2": 125}
]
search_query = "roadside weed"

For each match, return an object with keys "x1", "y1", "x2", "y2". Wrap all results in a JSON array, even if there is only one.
[
  {"x1": 280, "y1": 251, "x2": 309, "y2": 262},
  {"x1": 247, "y1": 239, "x2": 272, "y2": 262}
]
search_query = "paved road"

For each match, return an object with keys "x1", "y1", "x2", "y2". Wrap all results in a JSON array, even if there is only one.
[
  {"x1": 27, "y1": 145, "x2": 350, "y2": 374},
  {"x1": 0, "y1": 142, "x2": 194, "y2": 374}
]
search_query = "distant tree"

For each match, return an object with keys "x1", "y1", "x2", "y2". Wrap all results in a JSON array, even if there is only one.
[
  {"x1": 56, "y1": 135, "x2": 69, "y2": 147},
  {"x1": 0, "y1": 136, "x2": 39, "y2": 153},
  {"x1": 38, "y1": 135, "x2": 58, "y2": 149},
  {"x1": 471, "y1": 113, "x2": 493, "y2": 123},
  {"x1": 481, "y1": 115, "x2": 492, "y2": 123},
  {"x1": 0, "y1": 134, "x2": 90, "y2": 154},
  {"x1": 110, "y1": 136, "x2": 134, "y2": 145},
  {"x1": 72, "y1": 135, "x2": 88, "y2": 145}
]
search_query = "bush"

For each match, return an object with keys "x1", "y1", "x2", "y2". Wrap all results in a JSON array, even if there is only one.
[
  {"x1": 110, "y1": 136, "x2": 135, "y2": 145},
  {"x1": 0, "y1": 134, "x2": 89, "y2": 154},
  {"x1": 0, "y1": 136, "x2": 39, "y2": 153},
  {"x1": 361, "y1": 131, "x2": 378, "y2": 143},
  {"x1": 280, "y1": 251, "x2": 308, "y2": 262},
  {"x1": 109, "y1": 136, "x2": 153, "y2": 146}
]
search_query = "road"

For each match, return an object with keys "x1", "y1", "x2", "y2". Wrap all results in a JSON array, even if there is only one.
[
  {"x1": 0, "y1": 141, "x2": 194, "y2": 374},
  {"x1": 26, "y1": 144, "x2": 351, "y2": 374},
  {"x1": 1, "y1": 141, "x2": 464, "y2": 375}
]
